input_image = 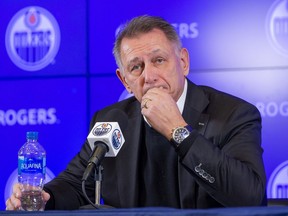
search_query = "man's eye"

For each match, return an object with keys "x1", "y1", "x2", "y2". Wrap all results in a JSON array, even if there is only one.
[
  {"x1": 156, "y1": 58, "x2": 165, "y2": 64},
  {"x1": 131, "y1": 65, "x2": 142, "y2": 72}
]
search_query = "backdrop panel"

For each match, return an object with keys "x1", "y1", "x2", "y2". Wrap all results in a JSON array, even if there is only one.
[
  {"x1": 1, "y1": 0, "x2": 288, "y2": 211},
  {"x1": 89, "y1": 76, "x2": 126, "y2": 120},
  {"x1": 0, "y1": 0, "x2": 87, "y2": 76},
  {"x1": 0, "y1": 78, "x2": 88, "y2": 209},
  {"x1": 90, "y1": 0, "x2": 288, "y2": 74}
]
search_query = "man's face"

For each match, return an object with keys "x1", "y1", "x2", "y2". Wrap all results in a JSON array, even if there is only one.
[{"x1": 116, "y1": 28, "x2": 189, "y2": 102}]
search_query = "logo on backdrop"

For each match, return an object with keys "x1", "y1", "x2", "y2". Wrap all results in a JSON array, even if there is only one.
[
  {"x1": 0, "y1": 107, "x2": 58, "y2": 126},
  {"x1": 115, "y1": 22, "x2": 199, "y2": 39},
  {"x1": 256, "y1": 101, "x2": 288, "y2": 117},
  {"x1": 171, "y1": 22, "x2": 199, "y2": 39},
  {"x1": 266, "y1": 0, "x2": 288, "y2": 57},
  {"x1": 267, "y1": 160, "x2": 288, "y2": 198},
  {"x1": 5, "y1": 6, "x2": 61, "y2": 71}
]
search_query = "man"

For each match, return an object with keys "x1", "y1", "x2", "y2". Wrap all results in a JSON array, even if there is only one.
[{"x1": 6, "y1": 15, "x2": 266, "y2": 210}]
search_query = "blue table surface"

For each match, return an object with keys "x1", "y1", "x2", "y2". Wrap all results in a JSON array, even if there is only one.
[{"x1": 1, "y1": 206, "x2": 288, "y2": 216}]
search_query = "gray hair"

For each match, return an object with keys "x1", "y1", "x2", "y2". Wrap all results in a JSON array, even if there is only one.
[{"x1": 113, "y1": 15, "x2": 182, "y2": 69}]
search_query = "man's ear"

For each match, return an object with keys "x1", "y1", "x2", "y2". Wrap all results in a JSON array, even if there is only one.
[
  {"x1": 116, "y1": 69, "x2": 132, "y2": 93},
  {"x1": 180, "y1": 48, "x2": 190, "y2": 76}
]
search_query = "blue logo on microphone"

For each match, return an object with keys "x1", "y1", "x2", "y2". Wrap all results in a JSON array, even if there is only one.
[
  {"x1": 5, "y1": 6, "x2": 61, "y2": 71},
  {"x1": 112, "y1": 129, "x2": 122, "y2": 150}
]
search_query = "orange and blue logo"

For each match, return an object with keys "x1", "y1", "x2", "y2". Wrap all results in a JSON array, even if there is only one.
[
  {"x1": 5, "y1": 6, "x2": 61, "y2": 71},
  {"x1": 93, "y1": 123, "x2": 112, "y2": 136},
  {"x1": 112, "y1": 129, "x2": 122, "y2": 150}
]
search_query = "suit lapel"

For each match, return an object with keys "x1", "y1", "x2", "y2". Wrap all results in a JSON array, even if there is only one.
[
  {"x1": 178, "y1": 80, "x2": 210, "y2": 207},
  {"x1": 183, "y1": 80, "x2": 209, "y2": 135},
  {"x1": 115, "y1": 101, "x2": 144, "y2": 207}
]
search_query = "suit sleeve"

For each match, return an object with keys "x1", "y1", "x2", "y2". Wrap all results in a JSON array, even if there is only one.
[{"x1": 176, "y1": 102, "x2": 266, "y2": 207}]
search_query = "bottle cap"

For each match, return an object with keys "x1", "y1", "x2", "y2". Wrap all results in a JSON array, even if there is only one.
[{"x1": 26, "y1": 131, "x2": 39, "y2": 140}]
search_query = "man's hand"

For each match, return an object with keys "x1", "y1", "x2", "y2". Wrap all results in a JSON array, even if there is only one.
[
  {"x1": 141, "y1": 87, "x2": 187, "y2": 140},
  {"x1": 5, "y1": 183, "x2": 50, "y2": 211}
]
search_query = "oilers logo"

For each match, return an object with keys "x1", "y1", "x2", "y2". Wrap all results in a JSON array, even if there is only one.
[
  {"x1": 112, "y1": 129, "x2": 122, "y2": 150},
  {"x1": 93, "y1": 123, "x2": 112, "y2": 136},
  {"x1": 5, "y1": 6, "x2": 61, "y2": 71},
  {"x1": 267, "y1": 160, "x2": 288, "y2": 198},
  {"x1": 266, "y1": 0, "x2": 288, "y2": 57}
]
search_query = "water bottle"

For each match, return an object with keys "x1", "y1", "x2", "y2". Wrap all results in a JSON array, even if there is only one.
[{"x1": 18, "y1": 131, "x2": 46, "y2": 211}]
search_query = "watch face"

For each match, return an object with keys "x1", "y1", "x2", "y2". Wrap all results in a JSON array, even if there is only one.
[{"x1": 173, "y1": 127, "x2": 190, "y2": 144}]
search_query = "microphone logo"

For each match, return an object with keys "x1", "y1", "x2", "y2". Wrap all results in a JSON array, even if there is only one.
[
  {"x1": 112, "y1": 129, "x2": 122, "y2": 150},
  {"x1": 92, "y1": 123, "x2": 112, "y2": 136},
  {"x1": 88, "y1": 121, "x2": 125, "y2": 157}
]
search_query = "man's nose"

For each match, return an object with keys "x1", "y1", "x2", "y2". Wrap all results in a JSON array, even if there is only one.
[{"x1": 143, "y1": 64, "x2": 158, "y2": 83}]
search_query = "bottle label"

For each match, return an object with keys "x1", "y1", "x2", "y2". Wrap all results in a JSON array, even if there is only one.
[{"x1": 18, "y1": 156, "x2": 46, "y2": 175}]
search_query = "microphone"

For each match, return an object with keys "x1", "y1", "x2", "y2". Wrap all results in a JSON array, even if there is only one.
[{"x1": 82, "y1": 109, "x2": 127, "y2": 181}]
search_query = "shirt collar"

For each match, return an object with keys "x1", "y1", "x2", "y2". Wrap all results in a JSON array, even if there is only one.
[{"x1": 177, "y1": 78, "x2": 188, "y2": 114}]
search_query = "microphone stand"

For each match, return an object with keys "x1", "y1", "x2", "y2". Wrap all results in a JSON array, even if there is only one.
[
  {"x1": 94, "y1": 165, "x2": 103, "y2": 206},
  {"x1": 80, "y1": 165, "x2": 114, "y2": 209}
]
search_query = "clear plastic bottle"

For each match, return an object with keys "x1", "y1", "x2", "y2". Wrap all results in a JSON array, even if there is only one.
[{"x1": 18, "y1": 131, "x2": 46, "y2": 211}]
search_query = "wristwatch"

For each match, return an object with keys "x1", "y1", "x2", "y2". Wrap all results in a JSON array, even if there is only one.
[{"x1": 171, "y1": 125, "x2": 193, "y2": 147}]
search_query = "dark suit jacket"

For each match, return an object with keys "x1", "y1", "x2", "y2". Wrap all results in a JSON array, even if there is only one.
[{"x1": 44, "y1": 79, "x2": 266, "y2": 210}]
